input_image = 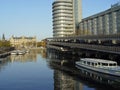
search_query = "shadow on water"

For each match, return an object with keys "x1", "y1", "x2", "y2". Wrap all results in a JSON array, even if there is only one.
[
  {"x1": 0, "y1": 48, "x2": 120, "y2": 90},
  {"x1": 0, "y1": 49, "x2": 40, "y2": 71},
  {"x1": 46, "y1": 49, "x2": 120, "y2": 90}
]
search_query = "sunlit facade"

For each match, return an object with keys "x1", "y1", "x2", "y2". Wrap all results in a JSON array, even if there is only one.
[
  {"x1": 10, "y1": 36, "x2": 37, "y2": 48},
  {"x1": 52, "y1": 0, "x2": 82, "y2": 37},
  {"x1": 78, "y1": 3, "x2": 120, "y2": 36}
]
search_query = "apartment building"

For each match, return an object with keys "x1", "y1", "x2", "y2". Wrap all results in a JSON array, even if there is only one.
[
  {"x1": 52, "y1": 0, "x2": 82, "y2": 37},
  {"x1": 78, "y1": 3, "x2": 120, "y2": 36}
]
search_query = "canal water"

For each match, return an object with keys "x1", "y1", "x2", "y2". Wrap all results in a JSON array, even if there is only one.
[{"x1": 0, "y1": 49, "x2": 120, "y2": 90}]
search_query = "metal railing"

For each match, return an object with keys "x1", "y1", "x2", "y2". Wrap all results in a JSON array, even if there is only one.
[{"x1": 47, "y1": 41, "x2": 120, "y2": 54}]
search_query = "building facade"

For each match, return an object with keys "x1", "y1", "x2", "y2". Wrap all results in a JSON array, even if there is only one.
[
  {"x1": 52, "y1": 0, "x2": 82, "y2": 37},
  {"x1": 10, "y1": 36, "x2": 37, "y2": 49},
  {"x1": 78, "y1": 3, "x2": 120, "y2": 36}
]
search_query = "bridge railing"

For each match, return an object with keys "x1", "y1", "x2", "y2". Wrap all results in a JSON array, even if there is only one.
[
  {"x1": 47, "y1": 34, "x2": 120, "y2": 40},
  {"x1": 47, "y1": 41, "x2": 120, "y2": 54}
]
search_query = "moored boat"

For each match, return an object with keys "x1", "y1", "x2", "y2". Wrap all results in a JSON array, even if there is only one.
[
  {"x1": 11, "y1": 50, "x2": 18, "y2": 55},
  {"x1": 17, "y1": 51, "x2": 25, "y2": 55},
  {"x1": 11, "y1": 50, "x2": 26, "y2": 55},
  {"x1": 76, "y1": 58, "x2": 120, "y2": 77}
]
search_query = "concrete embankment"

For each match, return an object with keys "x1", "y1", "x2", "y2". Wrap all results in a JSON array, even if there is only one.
[
  {"x1": 0, "y1": 47, "x2": 15, "y2": 58},
  {"x1": 0, "y1": 52, "x2": 11, "y2": 58}
]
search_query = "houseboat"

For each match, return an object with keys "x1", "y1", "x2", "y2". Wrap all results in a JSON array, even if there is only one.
[{"x1": 76, "y1": 58, "x2": 120, "y2": 77}]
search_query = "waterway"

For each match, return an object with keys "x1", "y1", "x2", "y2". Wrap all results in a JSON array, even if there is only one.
[{"x1": 0, "y1": 49, "x2": 120, "y2": 90}]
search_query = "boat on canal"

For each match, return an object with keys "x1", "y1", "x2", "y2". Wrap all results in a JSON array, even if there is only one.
[
  {"x1": 76, "y1": 58, "x2": 120, "y2": 77},
  {"x1": 11, "y1": 50, "x2": 26, "y2": 55},
  {"x1": 11, "y1": 50, "x2": 18, "y2": 55}
]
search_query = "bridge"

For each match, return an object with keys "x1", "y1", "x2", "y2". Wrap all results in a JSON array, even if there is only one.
[{"x1": 46, "y1": 34, "x2": 120, "y2": 55}]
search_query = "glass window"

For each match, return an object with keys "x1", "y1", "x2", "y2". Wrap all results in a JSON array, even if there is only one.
[
  {"x1": 109, "y1": 63, "x2": 117, "y2": 66},
  {"x1": 92, "y1": 63, "x2": 94, "y2": 66},
  {"x1": 98, "y1": 62, "x2": 101, "y2": 65},
  {"x1": 102, "y1": 63, "x2": 108, "y2": 66},
  {"x1": 87, "y1": 62, "x2": 90, "y2": 65}
]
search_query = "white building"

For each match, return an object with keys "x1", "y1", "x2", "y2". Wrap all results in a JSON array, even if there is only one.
[{"x1": 52, "y1": 0, "x2": 82, "y2": 37}]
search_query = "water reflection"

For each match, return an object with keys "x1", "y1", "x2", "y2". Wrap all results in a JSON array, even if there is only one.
[
  {"x1": 0, "y1": 49, "x2": 43, "y2": 72},
  {"x1": 39, "y1": 48, "x2": 47, "y2": 58},
  {"x1": 54, "y1": 70, "x2": 74, "y2": 90},
  {"x1": 0, "y1": 48, "x2": 120, "y2": 90},
  {"x1": 10, "y1": 50, "x2": 37, "y2": 63},
  {"x1": 0, "y1": 48, "x2": 54, "y2": 90},
  {"x1": 47, "y1": 49, "x2": 120, "y2": 90}
]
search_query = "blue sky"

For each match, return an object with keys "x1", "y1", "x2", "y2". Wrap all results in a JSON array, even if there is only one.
[{"x1": 0, "y1": 0, "x2": 119, "y2": 40}]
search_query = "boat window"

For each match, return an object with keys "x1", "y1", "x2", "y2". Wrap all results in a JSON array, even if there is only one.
[
  {"x1": 92, "y1": 63, "x2": 94, "y2": 66},
  {"x1": 84, "y1": 61, "x2": 86, "y2": 64},
  {"x1": 109, "y1": 63, "x2": 117, "y2": 66},
  {"x1": 102, "y1": 63, "x2": 108, "y2": 66},
  {"x1": 95, "y1": 63, "x2": 97, "y2": 66},
  {"x1": 87, "y1": 62, "x2": 90, "y2": 65},
  {"x1": 98, "y1": 62, "x2": 101, "y2": 65}
]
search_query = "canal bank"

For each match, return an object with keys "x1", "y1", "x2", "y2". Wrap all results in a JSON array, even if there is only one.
[
  {"x1": 0, "y1": 47, "x2": 15, "y2": 58},
  {"x1": 47, "y1": 48, "x2": 120, "y2": 65}
]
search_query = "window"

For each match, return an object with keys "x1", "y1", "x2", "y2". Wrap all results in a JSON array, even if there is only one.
[
  {"x1": 87, "y1": 62, "x2": 90, "y2": 65},
  {"x1": 102, "y1": 63, "x2": 108, "y2": 66},
  {"x1": 95, "y1": 63, "x2": 97, "y2": 66},
  {"x1": 98, "y1": 62, "x2": 101, "y2": 65},
  {"x1": 92, "y1": 63, "x2": 94, "y2": 66},
  {"x1": 109, "y1": 63, "x2": 117, "y2": 66}
]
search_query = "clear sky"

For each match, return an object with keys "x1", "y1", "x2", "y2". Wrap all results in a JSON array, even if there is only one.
[{"x1": 0, "y1": 0, "x2": 119, "y2": 40}]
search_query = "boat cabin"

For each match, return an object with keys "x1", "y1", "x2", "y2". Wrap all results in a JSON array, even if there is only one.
[{"x1": 80, "y1": 58, "x2": 117, "y2": 68}]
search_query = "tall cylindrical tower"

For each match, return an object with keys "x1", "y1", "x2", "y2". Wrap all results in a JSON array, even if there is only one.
[{"x1": 52, "y1": 0, "x2": 82, "y2": 37}]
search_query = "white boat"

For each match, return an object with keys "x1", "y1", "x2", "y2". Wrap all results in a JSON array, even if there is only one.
[
  {"x1": 11, "y1": 50, "x2": 26, "y2": 55},
  {"x1": 76, "y1": 58, "x2": 120, "y2": 77},
  {"x1": 17, "y1": 51, "x2": 25, "y2": 55},
  {"x1": 11, "y1": 51, "x2": 18, "y2": 55},
  {"x1": 17, "y1": 50, "x2": 26, "y2": 55}
]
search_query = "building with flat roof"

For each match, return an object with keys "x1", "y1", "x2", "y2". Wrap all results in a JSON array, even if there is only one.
[
  {"x1": 78, "y1": 2, "x2": 120, "y2": 36},
  {"x1": 52, "y1": 0, "x2": 82, "y2": 37}
]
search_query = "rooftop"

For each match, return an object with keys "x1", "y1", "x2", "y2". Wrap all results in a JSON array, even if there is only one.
[
  {"x1": 111, "y1": 2, "x2": 120, "y2": 8},
  {"x1": 81, "y1": 58, "x2": 117, "y2": 64}
]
